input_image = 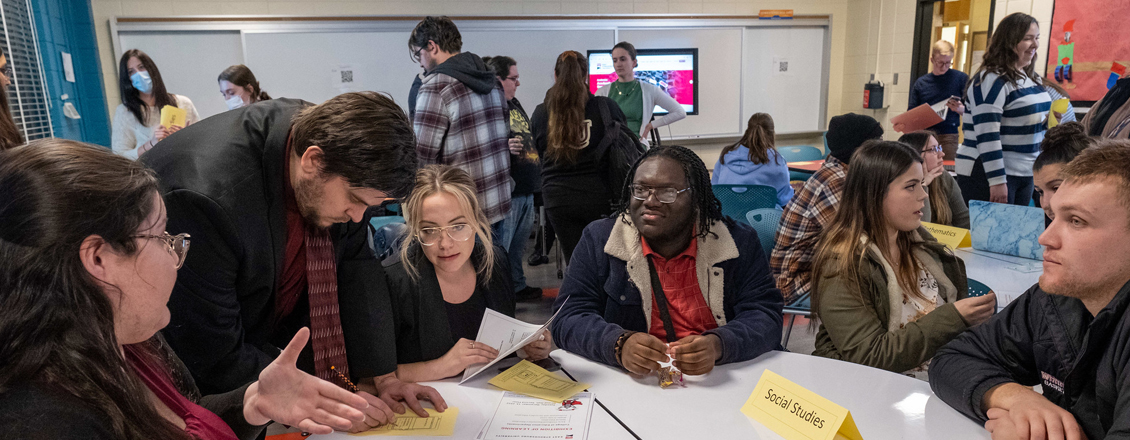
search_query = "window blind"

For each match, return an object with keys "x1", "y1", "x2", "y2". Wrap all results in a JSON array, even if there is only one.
[{"x1": 1, "y1": 0, "x2": 52, "y2": 141}]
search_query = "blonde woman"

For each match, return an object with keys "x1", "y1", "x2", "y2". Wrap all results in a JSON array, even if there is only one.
[{"x1": 384, "y1": 165, "x2": 551, "y2": 382}]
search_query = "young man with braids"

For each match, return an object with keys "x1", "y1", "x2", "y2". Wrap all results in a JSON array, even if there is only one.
[{"x1": 551, "y1": 145, "x2": 784, "y2": 376}]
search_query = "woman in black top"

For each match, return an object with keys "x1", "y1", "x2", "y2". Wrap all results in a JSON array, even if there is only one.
[
  {"x1": 385, "y1": 165, "x2": 551, "y2": 382},
  {"x1": 530, "y1": 50, "x2": 630, "y2": 263}
]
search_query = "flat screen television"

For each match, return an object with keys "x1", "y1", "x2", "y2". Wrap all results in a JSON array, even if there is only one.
[{"x1": 587, "y1": 48, "x2": 698, "y2": 116}]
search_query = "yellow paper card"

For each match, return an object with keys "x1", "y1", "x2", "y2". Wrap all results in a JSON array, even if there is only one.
[
  {"x1": 741, "y1": 370, "x2": 863, "y2": 440},
  {"x1": 1048, "y1": 98, "x2": 1070, "y2": 128},
  {"x1": 350, "y1": 408, "x2": 458, "y2": 437},
  {"x1": 488, "y1": 360, "x2": 590, "y2": 402},
  {"x1": 159, "y1": 105, "x2": 187, "y2": 128},
  {"x1": 921, "y1": 222, "x2": 972, "y2": 249}
]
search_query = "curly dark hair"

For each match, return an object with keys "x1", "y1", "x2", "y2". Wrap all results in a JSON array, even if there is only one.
[
  {"x1": 616, "y1": 145, "x2": 723, "y2": 239},
  {"x1": 408, "y1": 16, "x2": 462, "y2": 62}
]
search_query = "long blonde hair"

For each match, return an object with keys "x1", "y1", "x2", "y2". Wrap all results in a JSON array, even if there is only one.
[
  {"x1": 398, "y1": 165, "x2": 494, "y2": 281},
  {"x1": 898, "y1": 131, "x2": 952, "y2": 225},
  {"x1": 810, "y1": 141, "x2": 927, "y2": 319}
]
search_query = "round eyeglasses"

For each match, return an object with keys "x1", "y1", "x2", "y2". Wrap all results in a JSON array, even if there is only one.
[
  {"x1": 417, "y1": 224, "x2": 474, "y2": 246},
  {"x1": 134, "y1": 232, "x2": 191, "y2": 269},
  {"x1": 630, "y1": 185, "x2": 690, "y2": 204}
]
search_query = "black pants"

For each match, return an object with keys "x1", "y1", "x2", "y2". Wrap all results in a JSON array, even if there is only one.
[
  {"x1": 546, "y1": 203, "x2": 613, "y2": 264},
  {"x1": 956, "y1": 157, "x2": 1035, "y2": 206}
]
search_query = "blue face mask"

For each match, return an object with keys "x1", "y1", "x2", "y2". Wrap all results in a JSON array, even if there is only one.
[{"x1": 130, "y1": 71, "x2": 153, "y2": 94}]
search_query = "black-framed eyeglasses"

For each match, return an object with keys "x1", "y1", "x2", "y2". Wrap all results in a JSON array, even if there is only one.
[
  {"x1": 630, "y1": 185, "x2": 690, "y2": 204},
  {"x1": 133, "y1": 232, "x2": 191, "y2": 269},
  {"x1": 417, "y1": 224, "x2": 474, "y2": 246}
]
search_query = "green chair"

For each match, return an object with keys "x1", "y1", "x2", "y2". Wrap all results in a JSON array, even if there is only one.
[{"x1": 712, "y1": 184, "x2": 778, "y2": 223}]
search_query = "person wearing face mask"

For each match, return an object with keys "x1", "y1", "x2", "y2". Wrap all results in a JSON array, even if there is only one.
[
  {"x1": 112, "y1": 49, "x2": 200, "y2": 160},
  {"x1": 0, "y1": 50, "x2": 22, "y2": 151},
  {"x1": 383, "y1": 165, "x2": 550, "y2": 382},
  {"x1": 218, "y1": 65, "x2": 271, "y2": 111},
  {"x1": 956, "y1": 13, "x2": 1052, "y2": 206}
]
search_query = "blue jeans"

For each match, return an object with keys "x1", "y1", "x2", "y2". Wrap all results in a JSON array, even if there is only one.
[{"x1": 499, "y1": 194, "x2": 534, "y2": 291}]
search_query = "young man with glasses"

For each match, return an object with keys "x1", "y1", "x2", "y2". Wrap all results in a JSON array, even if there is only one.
[
  {"x1": 551, "y1": 145, "x2": 784, "y2": 376},
  {"x1": 905, "y1": 40, "x2": 968, "y2": 161}
]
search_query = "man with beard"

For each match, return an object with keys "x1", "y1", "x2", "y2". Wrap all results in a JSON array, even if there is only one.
[
  {"x1": 143, "y1": 92, "x2": 445, "y2": 432},
  {"x1": 551, "y1": 145, "x2": 783, "y2": 376},
  {"x1": 930, "y1": 141, "x2": 1130, "y2": 440}
]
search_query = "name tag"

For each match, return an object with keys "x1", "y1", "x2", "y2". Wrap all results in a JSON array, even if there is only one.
[
  {"x1": 921, "y1": 222, "x2": 972, "y2": 250},
  {"x1": 741, "y1": 370, "x2": 863, "y2": 440}
]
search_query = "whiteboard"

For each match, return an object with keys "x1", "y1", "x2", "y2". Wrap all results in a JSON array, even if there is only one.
[
  {"x1": 742, "y1": 26, "x2": 828, "y2": 134},
  {"x1": 114, "y1": 17, "x2": 830, "y2": 136},
  {"x1": 118, "y1": 31, "x2": 244, "y2": 119}
]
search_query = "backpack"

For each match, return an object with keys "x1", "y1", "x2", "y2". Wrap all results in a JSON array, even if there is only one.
[{"x1": 594, "y1": 98, "x2": 647, "y2": 208}]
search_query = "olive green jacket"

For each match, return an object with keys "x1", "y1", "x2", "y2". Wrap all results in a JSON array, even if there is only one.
[{"x1": 812, "y1": 228, "x2": 969, "y2": 373}]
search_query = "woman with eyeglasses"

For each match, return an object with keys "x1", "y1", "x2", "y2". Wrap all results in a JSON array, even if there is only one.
[
  {"x1": 0, "y1": 49, "x2": 22, "y2": 151},
  {"x1": 112, "y1": 49, "x2": 200, "y2": 160},
  {"x1": 898, "y1": 131, "x2": 969, "y2": 228},
  {"x1": 0, "y1": 140, "x2": 371, "y2": 439},
  {"x1": 384, "y1": 165, "x2": 551, "y2": 383}
]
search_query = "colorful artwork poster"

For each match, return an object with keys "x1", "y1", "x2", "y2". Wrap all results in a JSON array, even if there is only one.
[{"x1": 1045, "y1": 0, "x2": 1130, "y2": 101}]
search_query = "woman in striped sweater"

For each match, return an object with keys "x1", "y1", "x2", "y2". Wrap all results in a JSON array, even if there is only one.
[{"x1": 956, "y1": 13, "x2": 1051, "y2": 206}]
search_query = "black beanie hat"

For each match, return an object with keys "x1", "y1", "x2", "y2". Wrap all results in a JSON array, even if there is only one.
[{"x1": 826, "y1": 113, "x2": 884, "y2": 164}]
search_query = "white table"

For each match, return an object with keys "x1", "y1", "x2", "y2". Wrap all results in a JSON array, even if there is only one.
[
  {"x1": 554, "y1": 350, "x2": 989, "y2": 440},
  {"x1": 954, "y1": 248, "x2": 1042, "y2": 310},
  {"x1": 308, "y1": 373, "x2": 636, "y2": 439}
]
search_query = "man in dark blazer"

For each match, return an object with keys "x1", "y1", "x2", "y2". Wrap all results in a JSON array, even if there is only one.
[{"x1": 144, "y1": 92, "x2": 443, "y2": 430}]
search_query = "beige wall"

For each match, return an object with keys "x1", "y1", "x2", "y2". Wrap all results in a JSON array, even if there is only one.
[{"x1": 90, "y1": 0, "x2": 937, "y2": 161}]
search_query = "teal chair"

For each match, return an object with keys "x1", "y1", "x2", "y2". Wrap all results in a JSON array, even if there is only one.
[
  {"x1": 778, "y1": 145, "x2": 824, "y2": 162},
  {"x1": 746, "y1": 208, "x2": 783, "y2": 258},
  {"x1": 712, "y1": 184, "x2": 778, "y2": 223}
]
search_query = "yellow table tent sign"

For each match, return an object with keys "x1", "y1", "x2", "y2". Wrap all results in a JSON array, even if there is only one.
[
  {"x1": 921, "y1": 222, "x2": 972, "y2": 250},
  {"x1": 160, "y1": 105, "x2": 187, "y2": 128},
  {"x1": 741, "y1": 370, "x2": 863, "y2": 440}
]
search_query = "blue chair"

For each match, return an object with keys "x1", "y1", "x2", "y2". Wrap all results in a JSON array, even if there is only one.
[
  {"x1": 778, "y1": 145, "x2": 825, "y2": 162},
  {"x1": 746, "y1": 208, "x2": 783, "y2": 258},
  {"x1": 782, "y1": 294, "x2": 811, "y2": 347},
  {"x1": 712, "y1": 184, "x2": 778, "y2": 223}
]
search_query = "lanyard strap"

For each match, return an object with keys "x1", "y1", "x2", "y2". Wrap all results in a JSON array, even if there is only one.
[{"x1": 646, "y1": 258, "x2": 678, "y2": 343}]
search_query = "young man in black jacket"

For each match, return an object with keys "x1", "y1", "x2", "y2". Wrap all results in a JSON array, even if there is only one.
[{"x1": 930, "y1": 140, "x2": 1130, "y2": 440}]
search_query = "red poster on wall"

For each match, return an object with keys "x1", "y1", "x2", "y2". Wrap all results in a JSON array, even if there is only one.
[{"x1": 1045, "y1": 0, "x2": 1130, "y2": 102}]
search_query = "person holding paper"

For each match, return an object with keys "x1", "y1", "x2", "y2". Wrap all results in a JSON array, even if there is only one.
[
  {"x1": 898, "y1": 131, "x2": 969, "y2": 228},
  {"x1": 218, "y1": 64, "x2": 271, "y2": 111},
  {"x1": 0, "y1": 140, "x2": 373, "y2": 439},
  {"x1": 1033, "y1": 122, "x2": 1094, "y2": 222},
  {"x1": 111, "y1": 49, "x2": 200, "y2": 160},
  {"x1": 384, "y1": 165, "x2": 551, "y2": 383},
  {"x1": 552, "y1": 145, "x2": 783, "y2": 377},
  {"x1": 810, "y1": 140, "x2": 995, "y2": 376},
  {"x1": 595, "y1": 41, "x2": 687, "y2": 139},
  {"x1": 905, "y1": 40, "x2": 967, "y2": 161},
  {"x1": 956, "y1": 13, "x2": 1051, "y2": 206},
  {"x1": 930, "y1": 141, "x2": 1130, "y2": 440}
]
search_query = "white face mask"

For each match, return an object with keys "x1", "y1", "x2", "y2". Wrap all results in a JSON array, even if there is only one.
[{"x1": 225, "y1": 94, "x2": 245, "y2": 110}]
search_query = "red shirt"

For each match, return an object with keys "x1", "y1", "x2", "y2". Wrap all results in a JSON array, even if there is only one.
[
  {"x1": 276, "y1": 147, "x2": 307, "y2": 324},
  {"x1": 641, "y1": 237, "x2": 718, "y2": 341},
  {"x1": 124, "y1": 344, "x2": 240, "y2": 440}
]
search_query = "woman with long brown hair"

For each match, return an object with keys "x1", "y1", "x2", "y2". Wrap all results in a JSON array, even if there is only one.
[
  {"x1": 0, "y1": 50, "x2": 22, "y2": 150},
  {"x1": 112, "y1": 49, "x2": 199, "y2": 159},
  {"x1": 810, "y1": 140, "x2": 995, "y2": 375},
  {"x1": 711, "y1": 112, "x2": 793, "y2": 207},
  {"x1": 956, "y1": 12, "x2": 1051, "y2": 206},
  {"x1": 530, "y1": 50, "x2": 631, "y2": 261},
  {"x1": 0, "y1": 140, "x2": 371, "y2": 439},
  {"x1": 898, "y1": 130, "x2": 969, "y2": 228}
]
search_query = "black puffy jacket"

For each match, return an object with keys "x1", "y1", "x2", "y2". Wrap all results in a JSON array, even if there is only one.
[{"x1": 929, "y1": 280, "x2": 1130, "y2": 439}]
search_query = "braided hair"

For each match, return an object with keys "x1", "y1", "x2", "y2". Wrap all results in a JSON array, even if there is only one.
[{"x1": 616, "y1": 145, "x2": 723, "y2": 239}]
